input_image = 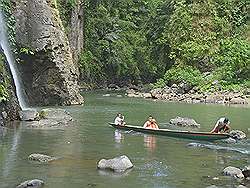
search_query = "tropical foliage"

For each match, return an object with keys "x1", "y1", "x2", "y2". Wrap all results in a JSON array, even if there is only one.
[{"x1": 76, "y1": 0, "x2": 249, "y2": 89}]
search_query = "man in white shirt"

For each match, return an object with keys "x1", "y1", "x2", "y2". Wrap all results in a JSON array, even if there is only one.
[
  {"x1": 114, "y1": 113, "x2": 125, "y2": 126},
  {"x1": 211, "y1": 117, "x2": 231, "y2": 133}
]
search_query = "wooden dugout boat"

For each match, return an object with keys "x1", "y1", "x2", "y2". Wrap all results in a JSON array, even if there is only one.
[{"x1": 109, "y1": 123, "x2": 230, "y2": 141}]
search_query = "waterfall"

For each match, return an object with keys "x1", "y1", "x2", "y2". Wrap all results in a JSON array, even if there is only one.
[{"x1": 0, "y1": 10, "x2": 27, "y2": 109}]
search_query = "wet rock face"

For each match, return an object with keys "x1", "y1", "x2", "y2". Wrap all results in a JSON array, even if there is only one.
[
  {"x1": 13, "y1": 0, "x2": 83, "y2": 106},
  {"x1": 68, "y1": 0, "x2": 84, "y2": 63},
  {"x1": 0, "y1": 50, "x2": 20, "y2": 124},
  {"x1": 16, "y1": 179, "x2": 44, "y2": 188},
  {"x1": 97, "y1": 155, "x2": 133, "y2": 172}
]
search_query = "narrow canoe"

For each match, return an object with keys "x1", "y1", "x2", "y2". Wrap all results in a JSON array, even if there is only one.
[{"x1": 109, "y1": 123, "x2": 230, "y2": 141}]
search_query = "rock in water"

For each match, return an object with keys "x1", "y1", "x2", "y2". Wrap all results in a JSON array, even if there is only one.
[
  {"x1": 223, "y1": 166, "x2": 244, "y2": 179},
  {"x1": 16, "y1": 179, "x2": 44, "y2": 188},
  {"x1": 242, "y1": 165, "x2": 250, "y2": 179},
  {"x1": 230, "y1": 97, "x2": 247, "y2": 104},
  {"x1": 24, "y1": 108, "x2": 73, "y2": 129},
  {"x1": 206, "y1": 186, "x2": 218, "y2": 188},
  {"x1": 169, "y1": 116, "x2": 200, "y2": 128},
  {"x1": 28, "y1": 153, "x2": 56, "y2": 163},
  {"x1": 97, "y1": 155, "x2": 133, "y2": 172},
  {"x1": 19, "y1": 110, "x2": 39, "y2": 121},
  {"x1": 39, "y1": 108, "x2": 72, "y2": 121},
  {"x1": 229, "y1": 130, "x2": 246, "y2": 140}
]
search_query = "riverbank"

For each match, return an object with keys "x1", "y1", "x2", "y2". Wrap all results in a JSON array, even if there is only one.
[
  {"x1": 125, "y1": 84, "x2": 249, "y2": 105},
  {"x1": 80, "y1": 83, "x2": 249, "y2": 105}
]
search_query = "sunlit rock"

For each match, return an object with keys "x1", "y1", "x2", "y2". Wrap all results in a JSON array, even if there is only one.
[
  {"x1": 143, "y1": 93, "x2": 151, "y2": 98},
  {"x1": 19, "y1": 110, "x2": 39, "y2": 121},
  {"x1": 28, "y1": 153, "x2": 57, "y2": 163},
  {"x1": 229, "y1": 130, "x2": 246, "y2": 140},
  {"x1": 39, "y1": 108, "x2": 72, "y2": 121},
  {"x1": 237, "y1": 185, "x2": 247, "y2": 188},
  {"x1": 150, "y1": 88, "x2": 162, "y2": 99},
  {"x1": 103, "y1": 94, "x2": 111, "y2": 97},
  {"x1": 169, "y1": 116, "x2": 200, "y2": 128},
  {"x1": 23, "y1": 108, "x2": 73, "y2": 129},
  {"x1": 223, "y1": 166, "x2": 244, "y2": 179},
  {"x1": 16, "y1": 179, "x2": 44, "y2": 188},
  {"x1": 127, "y1": 93, "x2": 140, "y2": 98},
  {"x1": 230, "y1": 97, "x2": 247, "y2": 104},
  {"x1": 206, "y1": 185, "x2": 218, "y2": 188},
  {"x1": 97, "y1": 155, "x2": 133, "y2": 172}
]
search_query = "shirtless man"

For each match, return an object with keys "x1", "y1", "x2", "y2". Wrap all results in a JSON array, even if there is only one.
[
  {"x1": 143, "y1": 115, "x2": 159, "y2": 129},
  {"x1": 210, "y1": 117, "x2": 231, "y2": 133}
]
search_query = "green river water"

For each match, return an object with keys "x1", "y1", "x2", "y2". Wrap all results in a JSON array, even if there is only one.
[{"x1": 0, "y1": 91, "x2": 249, "y2": 188}]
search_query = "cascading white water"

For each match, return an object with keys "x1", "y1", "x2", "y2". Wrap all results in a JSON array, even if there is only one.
[{"x1": 0, "y1": 10, "x2": 27, "y2": 109}]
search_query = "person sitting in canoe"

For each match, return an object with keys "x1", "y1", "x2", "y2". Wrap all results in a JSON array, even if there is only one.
[
  {"x1": 143, "y1": 115, "x2": 159, "y2": 129},
  {"x1": 114, "y1": 113, "x2": 126, "y2": 126},
  {"x1": 210, "y1": 117, "x2": 231, "y2": 133}
]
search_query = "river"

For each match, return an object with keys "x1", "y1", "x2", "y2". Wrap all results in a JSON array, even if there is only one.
[{"x1": 0, "y1": 91, "x2": 249, "y2": 188}]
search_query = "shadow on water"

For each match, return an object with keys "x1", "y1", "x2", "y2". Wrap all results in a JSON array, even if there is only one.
[{"x1": 98, "y1": 168, "x2": 133, "y2": 178}]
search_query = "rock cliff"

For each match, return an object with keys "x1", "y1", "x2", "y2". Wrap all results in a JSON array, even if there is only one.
[
  {"x1": 0, "y1": 49, "x2": 20, "y2": 125},
  {"x1": 68, "y1": 0, "x2": 84, "y2": 63},
  {"x1": 12, "y1": 0, "x2": 83, "y2": 106}
]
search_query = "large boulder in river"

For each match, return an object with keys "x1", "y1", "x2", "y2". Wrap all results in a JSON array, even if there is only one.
[
  {"x1": 28, "y1": 153, "x2": 57, "y2": 163},
  {"x1": 16, "y1": 179, "x2": 44, "y2": 188},
  {"x1": 242, "y1": 165, "x2": 250, "y2": 179},
  {"x1": 22, "y1": 108, "x2": 73, "y2": 129},
  {"x1": 223, "y1": 166, "x2": 244, "y2": 179},
  {"x1": 97, "y1": 155, "x2": 133, "y2": 172},
  {"x1": 19, "y1": 110, "x2": 39, "y2": 121},
  {"x1": 169, "y1": 116, "x2": 200, "y2": 128},
  {"x1": 13, "y1": 0, "x2": 83, "y2": 106},
  {"x1": 229, "y1": 130, "x2": 246, "y2": 140},
  {"x1": 39, "y1": 108, "x2": 72, "y2": 121}
]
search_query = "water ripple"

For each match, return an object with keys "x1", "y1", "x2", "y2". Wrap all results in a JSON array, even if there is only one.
[{"x1": 187, "y1": 142, "x2": 250, "y2": 155}]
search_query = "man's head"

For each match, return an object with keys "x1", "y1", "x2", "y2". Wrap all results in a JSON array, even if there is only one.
[
  {"x1": 117, "y1": 113, "x2": 122, "y2": 117},
  {"x1": 148, "y1": 115, "x2": 153, "y2": 122},
  {"x1": 223, "y1": 118, "x2": 229, "y2": 124}
]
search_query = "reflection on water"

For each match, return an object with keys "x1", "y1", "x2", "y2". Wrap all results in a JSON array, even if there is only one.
[
  {"x1": 98, "y1": 168, "x2": 133, "y2": 178},
  {"x1": 114, "y1": 130, "x2": 124, "y2": 144},
  {"x1": 1, "y1": 125, "x2": 21, "y2": 178},
  {"x1": 0, "y1": 126, "x2": 7, "y2": 137},
  {"x1": 144, "y1": 135, "x2": 156, "y2": 152}
]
